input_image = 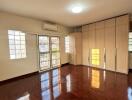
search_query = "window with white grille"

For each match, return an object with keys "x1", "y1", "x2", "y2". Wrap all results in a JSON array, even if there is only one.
[
  {"x1": 8, "y1": 30, "x2": 26, "y2": 59},
  {"x1": 65, "y1": 36, "x2": 70, "y2": 53},
  {"x1": 129, "y1": 32, "x2": 132, "y2": 51}
]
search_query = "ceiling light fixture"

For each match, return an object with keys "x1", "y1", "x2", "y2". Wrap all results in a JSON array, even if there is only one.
[{"x1": 72, "y1": 6, "x2": 82, "y2": 13}]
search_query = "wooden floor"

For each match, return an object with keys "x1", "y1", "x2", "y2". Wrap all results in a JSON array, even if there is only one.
[{"x1": 0, "y1": 65, "x2": 132, "y2": 100}]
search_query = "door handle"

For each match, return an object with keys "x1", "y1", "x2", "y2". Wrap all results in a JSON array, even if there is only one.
[{"x1": 104, "y1": 48, "x2": 106, "y2": 62}]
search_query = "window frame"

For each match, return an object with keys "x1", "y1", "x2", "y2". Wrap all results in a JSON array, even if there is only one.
[
  {"x1": 8, "y1": 30, "x2": 27, "y2": 60},
  {"x1": 128, "y1": 32, "x2": 132, "y2": 52}
]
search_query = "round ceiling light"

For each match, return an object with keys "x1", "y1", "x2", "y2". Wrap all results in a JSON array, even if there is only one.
[{"x1": 72, "y1": 6, "x2": 83, "y2": 13}]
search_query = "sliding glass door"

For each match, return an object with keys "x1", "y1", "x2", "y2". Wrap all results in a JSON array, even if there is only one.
[
  {"x1": 39, "y1": 36, "x2": 50, "y2": 70},
  {"x1": 39, "y1": 36, "x2": 60, "y2": 71},
  {"x1": 51, "y1": 37, "x2": 60, "y2": 68}
]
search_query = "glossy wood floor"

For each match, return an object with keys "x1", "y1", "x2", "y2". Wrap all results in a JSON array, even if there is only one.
[{"x1": 0, "y1": 65, "x2": 132, "y2": 100}]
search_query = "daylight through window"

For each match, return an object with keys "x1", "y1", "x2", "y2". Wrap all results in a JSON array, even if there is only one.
[
  {"x1": 129, "y1": 32, "x2": 132, "y2": 51},
  {"x1": 8, "y1": 30, "x2": 26, "y2": 59}
]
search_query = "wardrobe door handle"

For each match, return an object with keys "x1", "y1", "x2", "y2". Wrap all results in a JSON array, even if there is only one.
[
  {"x1": 115, "y1": 48, "x2": 117, "y2": 71},
  {"x1": 104, "y1": 48, "x2": 106, "y2": 63}
]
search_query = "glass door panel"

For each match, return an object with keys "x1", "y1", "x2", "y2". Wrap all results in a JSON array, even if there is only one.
[
  {"x1": 40, "y1": 53, "x2": 50, "y2": 70},
  {"x1": 39, "y1": 36, "x2": 61, "y2": 71},
  {"x1": 51, "y1": 37, "x2": 60, "y2": 68},
  {"x1": 39, "y1": 36, "x2": 49, "y2": 52},
  {"x1": 39, "y1": 36, "x2": 50, "y2": 70}
]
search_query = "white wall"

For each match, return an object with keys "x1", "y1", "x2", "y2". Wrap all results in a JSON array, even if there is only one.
[{"x1": 0, "y1": 12, "x2": 71, "y2": 81}]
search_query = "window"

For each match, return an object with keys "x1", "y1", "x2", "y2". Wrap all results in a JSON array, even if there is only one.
[
  {"x1": 91, "y1": 49, "x2": 100, "y2": 65},
  {"x1": 129, "y1": 32, "x2": 132, "y2": 51},
  {"x1": 8, "y1": 30, "x2": 26, "y2": 59},
  {"x1": 65, "y1": 36, "x2": 70, "y2": 53}
]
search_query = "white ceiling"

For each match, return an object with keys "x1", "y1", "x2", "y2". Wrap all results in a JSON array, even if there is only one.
[{"x1": 0, "y1": 0, "x2": 131, "y2": 27}]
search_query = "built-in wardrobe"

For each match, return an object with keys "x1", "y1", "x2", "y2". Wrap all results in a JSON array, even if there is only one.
[{"x1": 82, "y1": 14, "x2": 130, "y2": 74}]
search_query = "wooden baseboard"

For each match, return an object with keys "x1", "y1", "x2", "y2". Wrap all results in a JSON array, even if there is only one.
[
  {"x1": 61, "y1": 63, "x2": 70, "y2": 67},
  {"x1": 129, "y1": 69, "x2": 132, "y2": 73},
  {"x1": 0, "y1": 71, "x2": 39, "y2": 85},
  {"x1": 81, "y1": 65, "x2": 128, "y2": 75}
]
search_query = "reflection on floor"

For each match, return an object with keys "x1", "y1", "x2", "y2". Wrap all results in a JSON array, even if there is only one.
[
  {"x1": 41, "y1": 69, "x2": 62, "y2": 100},
  {"x1": 0, "y1": 65, "x2": 132, "y2": 100},
  {"x1": 91, "y1": 69, "x2": 100, "y2": 88}
]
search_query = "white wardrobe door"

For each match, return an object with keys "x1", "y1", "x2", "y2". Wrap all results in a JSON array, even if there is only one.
[
  {"x1": 116, "y1": 15, "x2": 129, "y2": 74},
  {"x1": 88, "y1": 24, "x2": 96, "y2": 67},
  {"x1": 95, "y1": 21, "x2": 105, "y2": 69},
  {"x1": 82, "y1": 25, "x2": 89, "y2": 65},
  {"x1": 105, "y1": 18, "x2": 116, "y2": 71}
]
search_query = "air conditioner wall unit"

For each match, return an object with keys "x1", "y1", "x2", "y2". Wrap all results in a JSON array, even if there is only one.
[{"x1": 43, "y1": 22, "x2": 58, "y2": 31}]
